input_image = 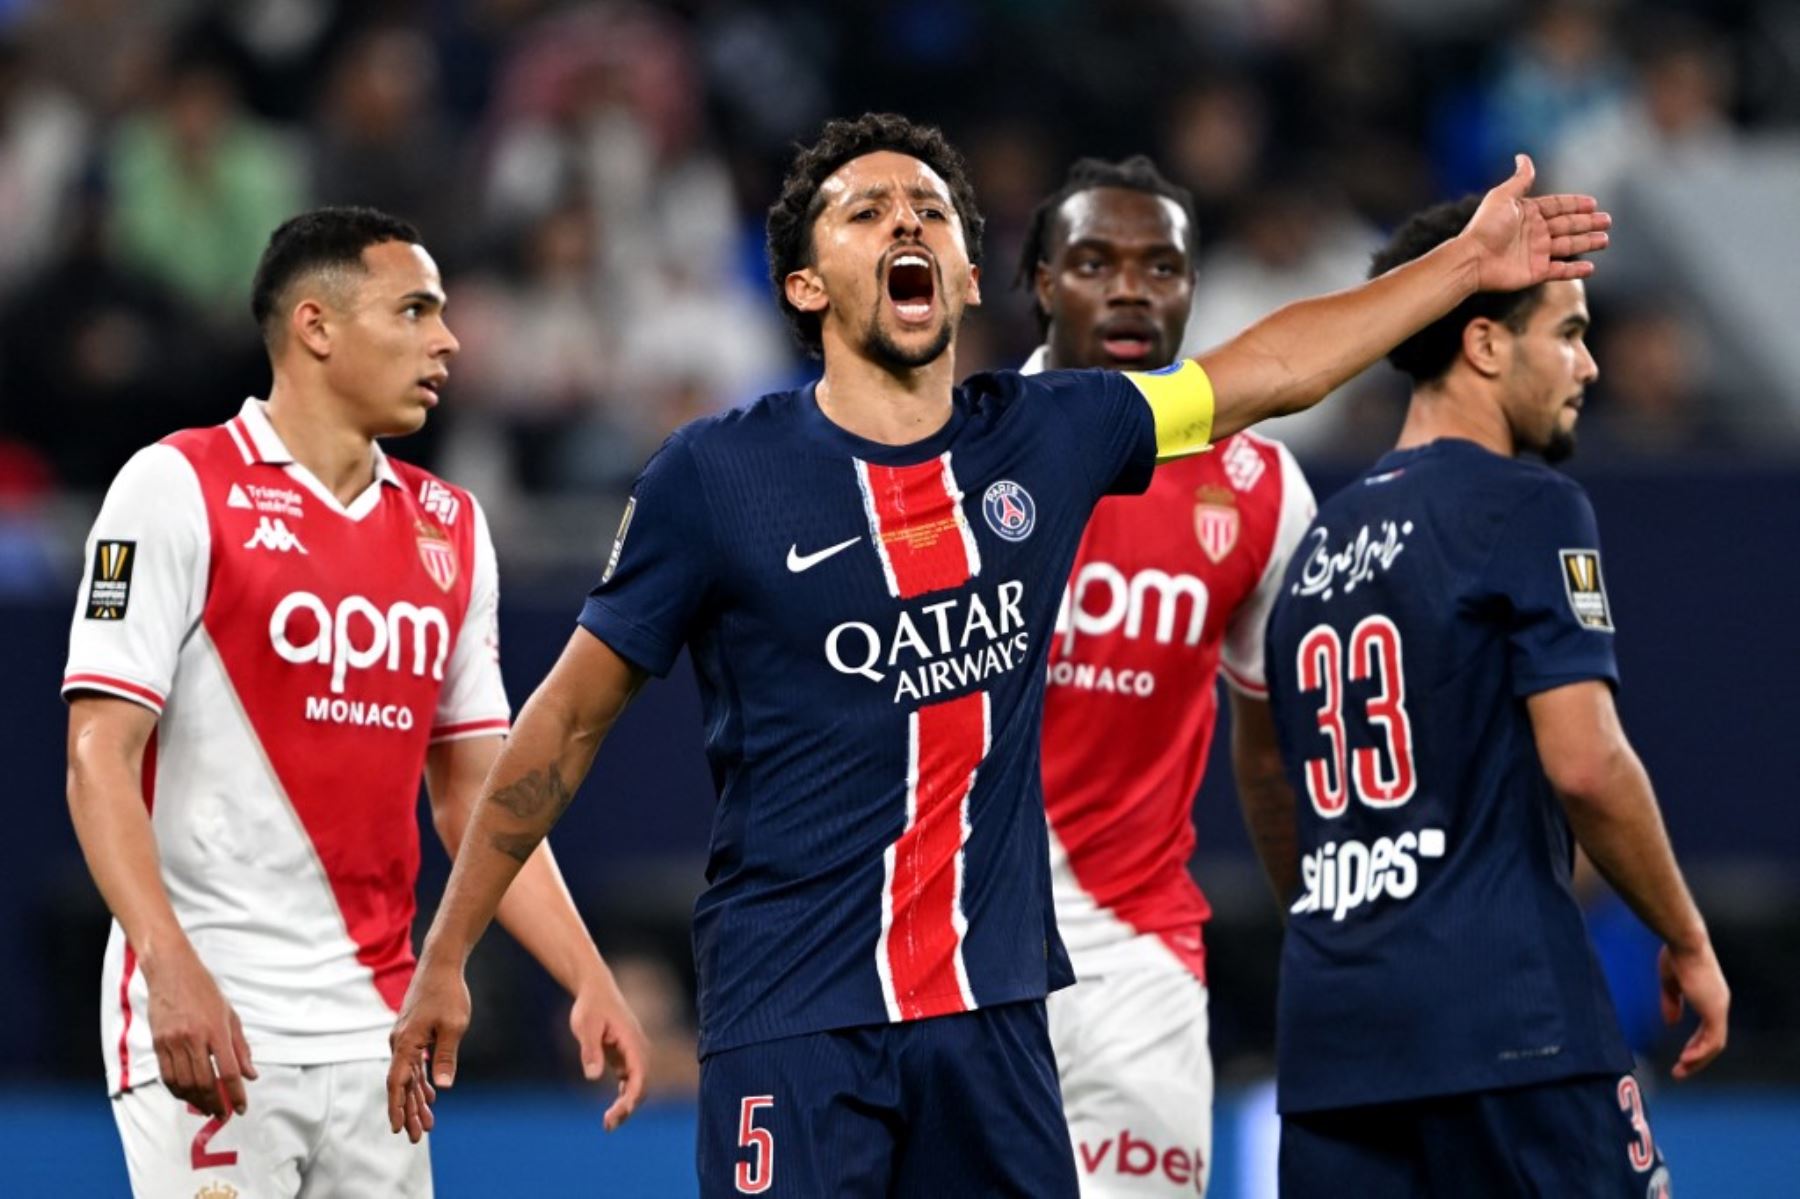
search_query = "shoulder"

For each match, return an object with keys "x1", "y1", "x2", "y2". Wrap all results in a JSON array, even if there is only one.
[
  {"x1": 109, "y1": 440, "x2": 205, "y2": 504},
  {"x1": 961, "y1": 367, "x2": 1118, "y2": 410},
  {"x1": 667, "y1": 388, "x2": 802, "y2": 459}
]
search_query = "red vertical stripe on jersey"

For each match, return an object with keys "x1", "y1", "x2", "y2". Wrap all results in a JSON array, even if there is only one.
[
  {"x1": 883, "y1": 690, "x2": 986, "y2": 1020},
  {"x1": 118, "y1": 732, "x2": 156, "y2": 1089},
  {"x1": 857, "y1": 455, "x2": 980, "y2": 600}
]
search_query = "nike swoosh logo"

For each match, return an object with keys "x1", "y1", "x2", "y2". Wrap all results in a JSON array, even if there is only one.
[{"x1": 787, "y1": 536, "x2": 862, "y2": 573}]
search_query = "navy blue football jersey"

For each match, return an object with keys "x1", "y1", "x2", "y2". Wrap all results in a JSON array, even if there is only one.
[
  {"x1": 581, "y1": 369, "x2": 1164, "y2": 1056},
  {"x1": 1266, "y1": 439, "x2": 1634, "y2": 1113}
]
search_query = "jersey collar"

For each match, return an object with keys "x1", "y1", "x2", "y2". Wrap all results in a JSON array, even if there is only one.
[
  {"x1": 234, "y1": 398, "x2": 402, "y2": 489},
  {"x1": 1020, "y1": 345, "x2": 1049, "y2": 376}
]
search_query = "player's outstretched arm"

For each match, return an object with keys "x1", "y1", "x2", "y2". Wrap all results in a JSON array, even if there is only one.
[
  {"x1": 1228, "y1": 691, "x2": 1301, "y2": 912},
  {"x1": 1196, "y1": 154, "x2": 1611, "y2": 442},
  {"x1": 388, "y1": 631, "x2": 648, "y2": 1142},
  {"x1": 424, "y1": 736, "x2": 648, "y2": 1131},
  {"x1": 1528, "y1": 680, "x2": 1730, "y2": 1079},
  {"x1": 67, "y1": 696, "x2": 258, "y2": 1119}
]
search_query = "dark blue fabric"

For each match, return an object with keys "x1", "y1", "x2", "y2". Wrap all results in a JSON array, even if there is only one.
[
  {"x1": 1266, "y1": 439, "x2": 1632, "y2": 1112},
  {"x1": 696, "y1": 1001, "x2": 1078, "y2": 1199},
  {"x1": 579, "y1": 371, "x2": 1154, "y2": 1057},
  {"x1": 1279, "y1": 1072, "x2": 1670, "y2": 1198}
]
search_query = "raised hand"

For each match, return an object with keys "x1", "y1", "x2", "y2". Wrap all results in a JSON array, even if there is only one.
[
  {"x1": 143, "y1": 939, "x2": 258, "y2": 1119},
  {"x1": 568, "y1": 966, "x2": 650, "y2": 1132},
  {"x1": 386, "y1": 957, "x2": 471, "y2": 1143},
  {"x1": 1460, "y1": 154, "x2": 1612, "y2": 292},
  {"x1": 1660, "y1": 940, "x2": 1730, "y2": 1080}
]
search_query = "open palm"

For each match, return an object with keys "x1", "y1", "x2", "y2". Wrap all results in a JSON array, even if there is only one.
[{"x1": 1463, "y1": 154, "x2": 1612, "y2": 292}]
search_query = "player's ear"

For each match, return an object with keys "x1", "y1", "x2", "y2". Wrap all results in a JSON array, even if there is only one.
[
  {"x1": 291, "y1": 298, "x2": 333, "y2": 360},
  {"x1": 965, "y1": 262, "x2": 982, "y2": 308},
  {"x1": 1033, "y1": 260, "x2": 1053, "y2": 323},
  {"x1": 785, "y1": 267, "x2": 828, "y2": 316},
  {"x1": 1462, "y1": 316, "x2": 1506, "y2": 380}
]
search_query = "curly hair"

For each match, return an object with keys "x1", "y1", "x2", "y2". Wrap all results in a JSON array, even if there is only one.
[
  {"x1": 252, "y1": 206, "x2": 421, "y2": 346},
  {"x1": 1013, "y1": 155, "x2": 1197, "y2": 336},
  {"x1": 1372, "y1": 195, "x2": 1543, "y2": 384},
  {"x1": 765, "y1": 112, "x2": 985, "y2": 358}
]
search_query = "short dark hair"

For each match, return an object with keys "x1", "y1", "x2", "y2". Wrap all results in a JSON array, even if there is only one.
[
  {"x1": 765, "y1": 112, "x2": 984, "y2": 358},
  {"x1": 1014, "y1": 155, "x2": 1198, "y2": 336},
  {"x1": 251, "y1": 206, "x2": 421, "y2": 344},
  {"x1": 1372, "y1": 195, "x2": 1543, "y2": 383}
]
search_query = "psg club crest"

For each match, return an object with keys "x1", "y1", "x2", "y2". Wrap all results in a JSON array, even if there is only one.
[
  {"x1": 982, "y1": 480, "x2": 1036, "y2": 542},
  {"x1": 416, "y1": 521, "x2": 457, "y2": 592},
  {"x1": 1194, "y1": 485, "x2": 1239, "y2": 563}
]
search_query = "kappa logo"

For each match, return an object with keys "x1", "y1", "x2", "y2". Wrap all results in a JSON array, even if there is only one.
[
  {"x1": 1221, "y1": 436, "x2": 1266, "y2": 492},
  {"x1": 1560, "y1": 549, "x2": 1613, "y2": 632},
  {"x1": 85, "y1": 540, "x2": 136, "y2": 620},
  {"x1": 419, "y1": 479, "x2": 461, "y2": 526},
  {"x1": 244, "y1": 517, "x2": 308, "y2": 554},
  {"x1": 982, "y1": 480, "x2": 1035, "y2": 542}
]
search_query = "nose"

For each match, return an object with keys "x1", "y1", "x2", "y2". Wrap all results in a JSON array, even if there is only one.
[
  {"x1": 1107, "y1": 262, "x2": 1150, "y2": 305},
  {"x1": 1576, "y1": 339, "x2": 1598, "y2": 385},
  {"x1": 436, "y1": 319, "x2": 461, "y2": 359},
  {"x1": 891, "y1": 201, "x2": 924, "y2": 240}
]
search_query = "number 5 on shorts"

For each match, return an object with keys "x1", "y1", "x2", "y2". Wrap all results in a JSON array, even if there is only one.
[{"x1": 735, "y1": 1095, "x2": 775, "y2": 1194}]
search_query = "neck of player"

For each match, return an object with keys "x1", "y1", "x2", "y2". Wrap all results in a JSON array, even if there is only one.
[
  {"x1": 1394, "y1": 381, "x2": 1517, "y2": 458},
  {"x1": 263, "y1": 382, "x2": 381, "y2": 505},
  {"x1": 815, "y1": 324, "x2": 959, "y2": 446}
]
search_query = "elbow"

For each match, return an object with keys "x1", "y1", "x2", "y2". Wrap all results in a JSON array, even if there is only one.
[{"x1": 1544, "y1": 740, "x2": 1633, "y2": 814}]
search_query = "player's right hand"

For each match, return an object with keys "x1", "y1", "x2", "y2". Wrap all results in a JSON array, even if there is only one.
[
  {"x1": 386, "y1": 956, "x2": 471, "y2": 1143},
  {"x1": 1660, "y1": 940, "x2": 1729, "y2": 1079},
  {"x1": 142, "y1": 939, "x2": 258, "y2": 1119}
]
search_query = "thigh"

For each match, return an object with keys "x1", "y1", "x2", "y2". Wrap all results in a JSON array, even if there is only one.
[
  {"x1": 894, "y1": 1001, "x2": 1081, "y2": 1199},
  {"x1": 112, "y1": 1071, "x2": 307, "y2": 1199},
  {"x1": 1054, "y1": 969, "x2": 1213, "y2": 1197},
  {"x1": 299, "y1": 1060, "x2": 432, "y2": 1199},
  {"x1": 1279, "y1": 1103, "x2": 1425, "y2": 1199},
  {"x1": 697, "y1": 1029, "x2": 900, "y2": 1199},
  {"x1": 1426, "y1": 1073, "x2": 1672, "y2": 1199}
]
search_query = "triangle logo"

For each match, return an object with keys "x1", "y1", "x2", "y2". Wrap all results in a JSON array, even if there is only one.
[{"x1": 227, "y1": 483, "x2": 253, "y2": 510}]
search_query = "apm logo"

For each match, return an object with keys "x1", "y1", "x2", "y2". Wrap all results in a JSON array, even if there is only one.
[
  {"x1": 85, "y1": 540, "x2": 136, "y2": 620},
  {"x1": 244, "y1": 517, "x2": 308, "y2": 555}
]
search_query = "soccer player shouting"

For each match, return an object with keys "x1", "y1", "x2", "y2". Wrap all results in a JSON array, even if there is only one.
[
  {"x1": 1262, "y1": 196, "x2": 1727, "y2": 1197},
  {"x1": 64, "y1": 209, "x2": 645, "y2": 1198},
  {"x1": 389, "y1": 113, "x2": 1609, "y2": 1196},
  {"x1": 1019, "y1": 156, "x2": 1313, "y2": 1197}
]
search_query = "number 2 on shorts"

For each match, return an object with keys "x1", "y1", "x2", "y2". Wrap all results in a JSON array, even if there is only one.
[{"x1": 735, "y1": 1094, "x2": 775, "y2": 1194}]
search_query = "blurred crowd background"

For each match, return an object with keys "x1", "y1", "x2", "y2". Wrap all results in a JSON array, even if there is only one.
[{"x1": 2, "y1": 0, "x2": 1799, "y2": 1164}]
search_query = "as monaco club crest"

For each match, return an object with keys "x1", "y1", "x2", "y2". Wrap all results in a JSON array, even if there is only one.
[
  {"x1": 416, "y1": 521, "x2": 457, "y2": 591},
  {"x1": 1194, "y1": 485, "x2": 1239, "y2": 564}
]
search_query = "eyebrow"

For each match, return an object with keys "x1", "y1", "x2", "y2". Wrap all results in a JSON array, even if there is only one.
[
  {"x1": 399, "y1": 289, "x2": 446, "y2": 308},
  {"x1": 1064, "y1": 236, "x2": 1187, "y2": 256},
  {"x1": 843, "y1": 183, "x2": 950, "y2": 206}
]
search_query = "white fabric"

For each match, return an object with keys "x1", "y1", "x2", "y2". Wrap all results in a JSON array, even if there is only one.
[
  {"x1": 112, "y1": 1062, "x2": 431, "y2": 1199},
  {"x1": 1219, "y1": 438, "x2": 1316, "y2": 694},
  {"x1": 431, "y1": 497, "x2": 508, "y2": 738},
  {"x1": 1050, "y1": 954, "x2": 1214, "y2": 1198}
]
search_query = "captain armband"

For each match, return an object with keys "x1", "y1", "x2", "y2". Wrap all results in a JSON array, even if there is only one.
[{"x1": 1124, "y1": 359, "x2": 1215, "y2": 462}]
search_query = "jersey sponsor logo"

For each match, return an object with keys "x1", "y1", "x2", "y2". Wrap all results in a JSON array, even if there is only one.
[
  {"x1": 1193, "y1": 484, "x2": 1238, "y2": 563},
  {"x1": 786, "y1": 535, "x2": 861, "y2": 573},
  {"x1": 269, "y1": 591, "x2": 451, "y2": 693},
  {"x1": 243, "y1": 516, "x2": 308, "y2": 554},
  {"x1": 1076, "y1": 1129, "x2": 1204, "y2": 1193},
  {"x1": 416, "y1": 521, "x2": 456, "y2": 591},
  {"x1": 303, "y1": 695, "x2": 417, "y2": 731},
  {"x1": 1222, "y1": 436, "x2": 1266, "y2": 492},
  {"x1": 1046, "y1": 659, "x2": 1156, "y2": 697},
  {"x1": 1559, "y1": 549, "x2": 1613, "y2": 632},
  {"x1": 1291, "y1": 827, "x2": 1445, "y2": 921},
  {"x1": 600, "y1": 496, "x2": 635, "y2": 586},
  {"x1": 85, "y1": 540, "x2": 136, "y2": 620},
  {"x1": 226, "y1": 483, "x2": 254, "y2": 510},
  {"x1": 1056, "y1": 563, "x2": 1209, "y2": 654},
  {"x1": 825, "y1": 580, "x2": 1029, "y2": 703},
  {"x1": 238, "y1": 483, "x2": 304, "y2": 518},
  {"x1": 1290, "y1": 519, "x2": 1412, "y2": 601},
  {"x1": 418, "y1": 478, "x2": 461, "y2": 526},
  {"x1": 981, "y1": 480, "x2": 1036, "y2": 542}
]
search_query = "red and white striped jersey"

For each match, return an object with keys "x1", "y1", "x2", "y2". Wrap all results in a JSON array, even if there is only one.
[
  {"x1": 1030, "y1": 352, "x2": 1315, "y2": 981},
  {"x1": 64, "y1": 399, "x2": 510, "y2": 1095}
]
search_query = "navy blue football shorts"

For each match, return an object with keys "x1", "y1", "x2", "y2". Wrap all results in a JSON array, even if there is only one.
[
  {"x1": 697, "y1": 999, "x2": 1078, "y2": 1198},
  {"x1": 1280, "y1": 1072, "x2": 1671, "y2": 1198}
]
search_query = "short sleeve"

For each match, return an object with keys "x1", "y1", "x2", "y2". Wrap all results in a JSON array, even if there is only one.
[
  {"x1": 1222, "y1": 443, "x2": 1317, "y2": 695},
  {"x1": 1487, "y1": 479, "x2": 1619, "y2": 697},
  {"x1": 432, "y1": 496, "x2": 512, "y2": 742},
  {"x1": 63, "y1": 445, "x2": 209, "y2": 713},
  {"x1": 1032, "y1": 368, "x2": 1158, "y2": 502},
  {"x1": 577, "y1": 434, "x2": 716, "y2": 676}
]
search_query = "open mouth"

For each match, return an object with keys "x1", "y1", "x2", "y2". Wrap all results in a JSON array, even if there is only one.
[
  {"x1": 886, "y1": 251, "x2": 936, "y2": 323},
  {"x1": 1096, "y1": 321, "x2": 1158, "y2": 365},
  {"x1": 418, "y1": 374, "x2": 446, "y2": 403}
]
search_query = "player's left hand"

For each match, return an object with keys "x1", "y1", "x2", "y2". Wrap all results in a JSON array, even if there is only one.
[
  {"x1": 1459, "y1": 154, "x2": 1612, "y2": 291},
  {"x1": 568, "y1": 965, "x2": 650, "y2": 1132}
]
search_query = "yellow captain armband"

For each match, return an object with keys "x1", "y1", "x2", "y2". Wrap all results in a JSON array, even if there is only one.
[{"x1": 1124, "y1": 359, "x2": 1215, "y2": 462}]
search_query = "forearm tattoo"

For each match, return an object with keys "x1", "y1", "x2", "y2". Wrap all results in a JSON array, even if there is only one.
[{"x1": 484, "y1": 764, "x2": 574, "y2": 862}]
